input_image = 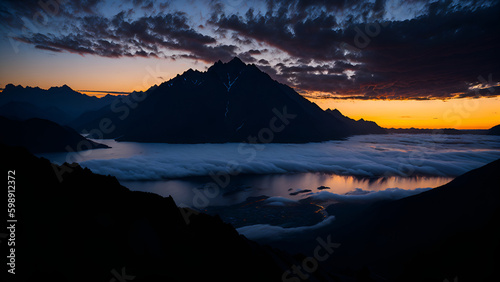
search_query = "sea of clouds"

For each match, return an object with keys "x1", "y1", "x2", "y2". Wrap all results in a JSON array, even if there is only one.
[
  {"x1": 307, "y1": 187, "x2": 433, "y2": 203},
  {"x1": 237, "y1": 216, "x2": 337, "y2": 240},
  {"x1": 238, "y1": 187, "x2": 433, "y2": 240},
  {"x1": 72, "y1": 134, "x2": 500, "y2": 180}
]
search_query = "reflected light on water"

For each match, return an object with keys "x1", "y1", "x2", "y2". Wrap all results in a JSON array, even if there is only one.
[{"x1": 121, "y1": 172, "x2": 453, "y2": 207}]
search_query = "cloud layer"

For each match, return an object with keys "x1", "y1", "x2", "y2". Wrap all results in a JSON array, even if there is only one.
[
  {"x1": 237, "y1": 215, "x2": 336, "y2": 240},
  {"x1": 237, "y1": 186, "x2": 432, "y2": 240},
  {"x1": 307, "y1": 187, "x2": 432, "y2": 203},
  {"x1": 12, "y1": 12, "x2": 237, "y2": 62},
  {"x1": 58, "y1": 134, "x2": 500, "y2": 180}
]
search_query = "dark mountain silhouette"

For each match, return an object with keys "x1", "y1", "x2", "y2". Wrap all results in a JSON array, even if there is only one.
[
  {"x1": 0, "y1": 84, "x2": 119, "y2": 124},
  {"x1": 326, "y1": 108, "x2": 386, "y2": 134},
  {"x1": 0, "y1": 101, "x2": 72, "y2": 125},
  {"x1": 0, "y1": 116, "x2": 108, "y2": 153},
  {"x1": 76, "y1": 57, "x2": 385, "y2": 143},
  {"x1": 269, "y1": 158, "x2": 500, "y2": 281},
  {"x1": 488, "y1": 124, "x2": 500, "y2": 135},
  {"x1": 0, "y1": 144, "x2": 335, "y2": 282},
  {"x1": 68, "y1": 103, "x2": 118, "y2": 131},
  {"x1": 68, "y1": 89, "x2": 153, "y2": 131}
]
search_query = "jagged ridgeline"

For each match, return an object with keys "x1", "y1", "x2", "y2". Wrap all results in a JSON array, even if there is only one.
[{"x1": 75, "y1": 57, "x2": 385, "y2": 143}]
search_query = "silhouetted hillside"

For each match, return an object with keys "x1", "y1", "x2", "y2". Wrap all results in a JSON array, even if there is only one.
[
  {"x1": 0, "y1": 144, "x2": 335, "y2": 282},
  {"x1": 326, "y1": 108, "x2": 386, "y2": 134},
  {"x1": 274, "y1": 158, "x2": 500, "y2": 281},
  {"x1": 68, "y1": 89, "x2": 153, "y2": 130},
  {"x1": 0, "y1": 116, "x2": 108, "y2": 153},
  {"x1": 0, "y1": 101, "x2": 71, "y2": 125},
  {"x1": 77, "y1": 57, "x2": 385, "y2": 143},
  {"x1": 489, "y1": 124, "x2": 500, "y2": 135}
]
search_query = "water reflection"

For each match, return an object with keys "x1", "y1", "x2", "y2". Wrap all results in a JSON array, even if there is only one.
[{"x1": 121, "y1": 172, "x2": 453, "y2": 207}]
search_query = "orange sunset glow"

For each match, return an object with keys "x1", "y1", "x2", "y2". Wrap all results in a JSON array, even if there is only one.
[{"x1": 310, "y1": 97, "x2": 500, "y2": 129}]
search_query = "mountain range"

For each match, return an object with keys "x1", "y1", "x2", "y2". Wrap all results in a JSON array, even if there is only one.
[
  {"x1": 0, "y1": 116, "x2": 108, "y2": 153},
  {"x1": 0, "y1": 84, "x2": 119, "y2": 124},
  {"x1": 75, "y1": 57, "x2": 385, "y2": 143},
  {"x1": 2, "y1": 59, "x2": 499, "y2": 145}
]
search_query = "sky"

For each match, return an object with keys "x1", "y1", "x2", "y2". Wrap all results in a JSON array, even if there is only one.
[{"x1": 0, "y1": 0, "x2": 499, "y2": 129}]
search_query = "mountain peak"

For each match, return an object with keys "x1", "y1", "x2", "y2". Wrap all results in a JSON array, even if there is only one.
[
  {"x1": 326, "y1": 108, "x2": 344, "y2": 117},
  {"x1": 228, "y1": 56, "x2": 245, "y2": 67},
  {"x1": 208, "y1": 57, "x2": 247, "y2": 74},
  {"x1": 3, "y1": 84, "x2": 18, "y2": 91},
  {"x1": 48, "y1": 84, "x2": 75, "y2": 92}
]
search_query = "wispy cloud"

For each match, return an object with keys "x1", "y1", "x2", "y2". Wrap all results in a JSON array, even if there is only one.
[{"x1": 237, "y1": 216, "x2": 336, "y2": 240}]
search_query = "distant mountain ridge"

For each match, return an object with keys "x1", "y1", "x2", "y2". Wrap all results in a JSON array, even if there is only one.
[
  {"x1": 76, "y1": 57, "x2": 386, "y2": 143},
  {"x1": 326, "y1": 108, "x2": 386, "y2": 135},
  {"x1": 0, "y1": 84, "x2": 119, "y2": 124}
]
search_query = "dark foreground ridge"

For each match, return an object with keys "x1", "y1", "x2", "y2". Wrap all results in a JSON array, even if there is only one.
[
  {"x1": 0, "y1": 116, "x2": 108, "y2": 153},
  {"x1": 0, "y1": 144, "x2": 335, "y2": 282},
  {"x1": 336, "y1": 157, "x2": 500, "y2": 281},
  {"x1": 77, "y1": 57, "x2": 385, "y2": 143}
]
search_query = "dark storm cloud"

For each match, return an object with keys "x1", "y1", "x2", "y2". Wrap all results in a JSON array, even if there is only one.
[
  {"x1": 266, "y1": 0, "x2": 386, "y2": 15},
  {"x1": 212, "y1": 8, "x2": 343, "y2": 61},
  {"x1": 340, "y1": 1, "x2": 500, "y2": 100},
  {"x1": 14, "y1": 11, "x2": 237, "y2": 63},
  {"x1": 34, "y1": 44, "x2": 62, "y2": 52},
  {"x1": 212, "y1": 0, "x2": 500, "y2": 99},
  {"x1": 248, "y1": 49, "x2": 264, "y2": 55},
  {"x1": 238, "y1": 51, "x2": 258, "y2": 63}
]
